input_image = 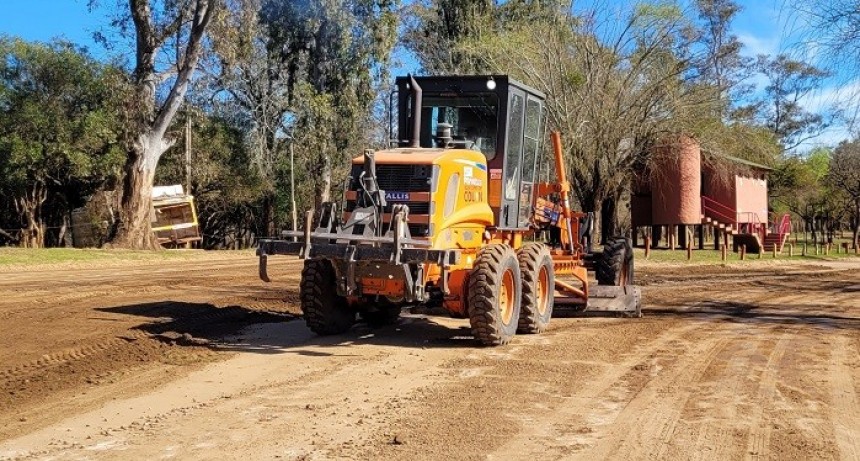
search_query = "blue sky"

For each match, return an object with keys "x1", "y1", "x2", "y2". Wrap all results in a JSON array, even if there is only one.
[{"x1": 0, "y1": 0, "x2": 853, "y2": 150}]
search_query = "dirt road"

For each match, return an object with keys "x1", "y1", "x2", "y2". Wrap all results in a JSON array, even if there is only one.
[{"x1": 0, "y1": 253, "x2": 858, "y2": 460}]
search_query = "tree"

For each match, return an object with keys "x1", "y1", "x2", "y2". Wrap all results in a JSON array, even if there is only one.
[
  {"x1": 829, "y1": 140, "x2": 860, "y2": 247},
  {"x1": 259, "y1": 0, "x2": 398, "y2": 208},
  {"x1": 206, "y1": 0, "x2": 291, "y2": 236},
  {"x1": 0, "y1": 38, "x2": 124, "y2": 248},
  {"x1": 771, "y1": 147, "x2": 834, "y2": 244},
  {"x1": 755, "y1": 54, "x2": 830, "y2": 150},
  {"x1": 403, "y1": 0, "x2": 495, "y2": 74},
  {"x1": 462, "y1": 1, "x2": 712, "y2": 240},
  {"x1": 107, "y1": 0, "x2": 217, "y2": 249},
  {"x1": 691, "y1": 0, "x2": 753, "y2": 119}
]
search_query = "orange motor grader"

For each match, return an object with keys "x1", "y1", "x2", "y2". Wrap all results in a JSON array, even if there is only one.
[{"x1": 258, "y1": 75, "x2": 640, "y2": 346}]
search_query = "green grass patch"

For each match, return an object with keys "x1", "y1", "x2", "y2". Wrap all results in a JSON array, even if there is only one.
[
  {"x1": 634, "y1": 246, "x2": 859, "y2": 265},
  {"x1": 0, "y1": 247, "x2": 196, "y2": 266}
]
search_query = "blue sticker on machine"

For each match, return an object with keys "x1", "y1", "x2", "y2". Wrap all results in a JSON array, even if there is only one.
[{"x1": 385, "y1": 191, "x2": 410, "y2": 201}]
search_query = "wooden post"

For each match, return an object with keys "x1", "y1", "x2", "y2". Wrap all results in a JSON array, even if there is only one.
[
  {"x1": 652, "y1": 225, "x2": 662, "y2": 249},
  {"x1": 772, "y1": 244, "x2": 777, "y2": 258},
  {"x1": 713, "y1": 225, "x2": 720, "y2": 250},
  {"x1": 644, "y1": 235, "x2": 651, "y2": 259},
  {"x1": 678, "y1": 225, "x2": 688, "y2": 250},
  {"x1": 721, "y1": 244, "x2": 727, "y2": 261},
  {"x1": 697, "y1": 225, "x2": 705, "y2": 250},
  {"x1": 686, "y1": 240, "x2": 692, "y2": 261},
  {"x1": 758, "y1": 247, "x2": 763, "y2": 259},
  {"x1": 669, "y1": 230, "x2": 676, "y2": 251},
  {"x1": 740, "y1": 244, "x2": 746, "y2": 260},
  {"x1": 826, "y1": 243, "x2": 831, "y2": 255},
  {"x1": 787, "y1": 243, "x2": 794, "y2": 257},
  {"x1": 815, "y1": 244, "x2": 820, "y2": 255}
]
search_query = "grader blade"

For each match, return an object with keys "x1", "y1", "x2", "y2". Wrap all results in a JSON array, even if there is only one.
[{"x1": 584, "y1": 285, "x2": 642, "y2": 317}]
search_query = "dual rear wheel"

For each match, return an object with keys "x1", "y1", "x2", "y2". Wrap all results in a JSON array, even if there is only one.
[{"x1": 467, "y1": 243, "x2": 555, "y2": 346}]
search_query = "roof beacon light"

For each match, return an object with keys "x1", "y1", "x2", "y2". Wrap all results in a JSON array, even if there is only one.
[{"x1": 486, "y1": 77, "x2": 496, "y2": 90}]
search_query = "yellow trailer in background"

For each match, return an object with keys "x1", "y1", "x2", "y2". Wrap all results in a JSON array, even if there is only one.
[{"x1": 152, "y1": 185, "x2": 202, "y2": 248}]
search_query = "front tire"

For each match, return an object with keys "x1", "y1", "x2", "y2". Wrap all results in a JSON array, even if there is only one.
[
  {"x1": 300, "y1": 259, "x2": 355, "y2": 335},
  {"x1": 468, "y1": 244, "x2": 522, "y2": 346},
  {"x1": 517, "y1": 243, "x2": 555, "y2": 334}
]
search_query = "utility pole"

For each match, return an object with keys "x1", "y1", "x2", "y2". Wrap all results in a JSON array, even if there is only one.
[
  {"x1": 185, "y1": 113, "x2": 192, "y2": 194},
  {"x1": 290, "y1": 141, "x2": 297, "y2": 241}
]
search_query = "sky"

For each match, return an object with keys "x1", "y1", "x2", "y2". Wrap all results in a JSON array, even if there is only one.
[{"x1": 0, "y1": 0, "x2": 853, "y2": 151}]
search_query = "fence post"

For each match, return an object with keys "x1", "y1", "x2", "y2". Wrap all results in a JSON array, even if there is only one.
[
  {"x1": 686, "y1": 240, "x2": 692, "y2": 261},
  {"x1": 721, "y1": 244, "x2": 727, "y2": 261},
  {"x1": 787, "y1": 243, "x2": 794, "y2": 257},
  {"x1": 740, "y1": 244, "x2": 746, "y2": 260},
  {"x1": 773, "y1": 244, "x2": 777, "y2": 258},
  {"x1": 644, "y1": 235, "x2": 651, "y2": 260}
]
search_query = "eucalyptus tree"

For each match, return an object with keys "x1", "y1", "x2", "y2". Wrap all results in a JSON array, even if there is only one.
[{"x1": 96, "y1": 0, "x2": 217, "y2": 248}]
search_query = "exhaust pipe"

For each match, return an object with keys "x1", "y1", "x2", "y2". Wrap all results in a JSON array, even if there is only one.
[{"x1": 409, "y1": 74, "x2": 422, "y2": 148}]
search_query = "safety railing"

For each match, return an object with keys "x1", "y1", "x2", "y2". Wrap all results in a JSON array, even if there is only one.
[
  {"x1": 702, "y1": 196, "x2": 767, "y2": 241},
  {"x1": 702, "y1": 196, "x2": 737, "y2": 226},
  {"x1": 769, "y1": 212, "x2": 792, "y2": 235}
]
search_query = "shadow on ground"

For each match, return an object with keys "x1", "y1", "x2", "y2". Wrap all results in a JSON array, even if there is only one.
[
  {"x1": 645, "y1": 299, "x2": 860, "y2": 330},
  {"x1": 97, "y1": 301, "x2": 478, "y2": 354}
]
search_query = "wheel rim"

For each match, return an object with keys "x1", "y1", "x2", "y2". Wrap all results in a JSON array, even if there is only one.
[
  {"x1": 500, "y1": 268, "x2": 515, "y2": 325},
  {"x1": 537, "y1": 265, "x2": 550, "y2": 315}
]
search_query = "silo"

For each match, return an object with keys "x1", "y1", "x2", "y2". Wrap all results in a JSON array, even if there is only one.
[{"x1": 651, "y1": 135, "x2": 702, "y2": 225}]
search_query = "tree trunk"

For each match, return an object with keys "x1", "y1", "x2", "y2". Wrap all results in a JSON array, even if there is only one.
[
  {"x1": 112, "y1": 134, "x2": 171, "y2": 249},
  {"x1": 15, "y1": 183, "x2": 48, "y2": 248},
  {"x1": 854, "y1": 202, "x2": 860, "y2": 249},
  {"x1": 315, "y1": 154, "x2": 333, "y2": 210},
  {"x1": 600, "y1": 195, "x2": 618, "y2": 243},
  {"x1": 261, "y1": 192, "x2": 277, "y2": 238}
]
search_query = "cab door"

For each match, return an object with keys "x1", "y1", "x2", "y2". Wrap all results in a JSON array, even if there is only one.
[
  {"x1": 517, "y1": 95, "x2": 544, "y2": 227},
  {"x1": 500, "y1": 88, "x2": 526, "y2": 228},
  {"x1": 500, "y1": 89, "x2": 543, "y2": 229}
]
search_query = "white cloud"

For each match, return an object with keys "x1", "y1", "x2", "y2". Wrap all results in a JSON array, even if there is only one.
[{"x1": 737, "y1": 32, "x2": 780, "y2": 58}]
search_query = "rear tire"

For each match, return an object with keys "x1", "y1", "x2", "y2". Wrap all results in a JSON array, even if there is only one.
[
  {"x1": 300, "y1": 259, "x2": 355, "y2": 335},
  {"x1": 468, "y1": 244, "x2": 522, "y2": 346},
  {"x1": 596, "y1": 237, "x2": 634, "y2": 286},
  {"x1": 517, "y1": 243, "x2": 555, "y2": 334}
]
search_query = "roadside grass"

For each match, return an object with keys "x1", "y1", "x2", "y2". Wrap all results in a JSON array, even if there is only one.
[{"x1": 0, "y1": 247, "x2": 203, "y2": 266}]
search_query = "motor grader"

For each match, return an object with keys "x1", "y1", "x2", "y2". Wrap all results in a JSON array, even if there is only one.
[{"x1": 258, "y1": 75, "x2": 640, "y2": 346}]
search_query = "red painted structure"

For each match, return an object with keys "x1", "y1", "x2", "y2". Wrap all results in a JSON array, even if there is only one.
[{"x1": 632, "y1": 136, "x2": 789, "y2": 253}]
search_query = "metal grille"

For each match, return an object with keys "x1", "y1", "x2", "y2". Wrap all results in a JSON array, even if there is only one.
[{"x1": 350, "y1": 164, "x2": 432, "y2": 192}]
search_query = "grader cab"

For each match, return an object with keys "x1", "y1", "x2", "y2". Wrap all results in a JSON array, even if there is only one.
[{"x1": 258, "y1": 75, "x2": 640, "y2": 346}]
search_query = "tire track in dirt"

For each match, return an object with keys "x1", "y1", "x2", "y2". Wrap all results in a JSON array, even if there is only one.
[
  {"x1": 574, "y1": 326, "x2": 736, "y2": 460},
  {"x1": 829, "y1": 334, "x2": 860, "y2": 461},
  {"x1": 486, "y1": 321, "x2": 707, "y2": 459},
  {"x1": 684, "y1": 330, "x2": 764, "y2": 461},
  {"x1": 744, "y1": 331, "x2": 790, "y2": 461}
]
